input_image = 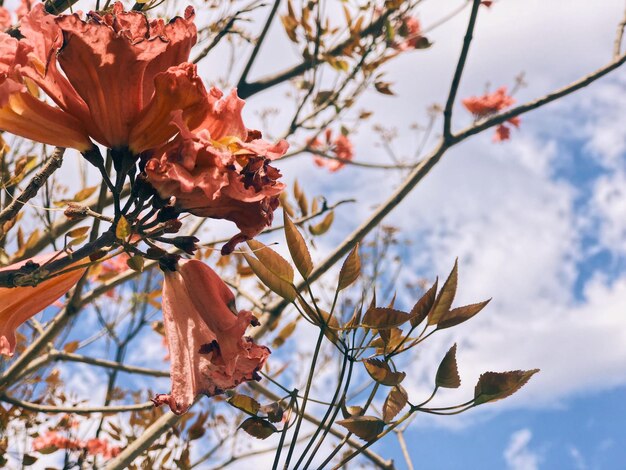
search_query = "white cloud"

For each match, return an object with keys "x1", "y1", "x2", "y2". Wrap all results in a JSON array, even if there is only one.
[
  {"x1": 568, "y1": 445, "x2": 587, "y2": 470},
  {"x1": 504, "y1": 429, "x2": 540, "y2": 470}
]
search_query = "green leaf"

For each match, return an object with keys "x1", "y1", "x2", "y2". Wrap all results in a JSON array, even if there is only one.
[
  {"x1": 283, "y1": 213, "x2": 313, "y2": 278},
  {"x1": 428, "y1": 259, "x2": 458, "y2": 325},
  {"x1": 363, "y1": 358, "x2": 405, "y2": 386},
  {"x1": 243, "y1": 251, "x2": 296, "y2": 302},
  {"x1": 337, "y1": 416, "x2": 385, "y2": 441},
  {"x1": 437, "y1": 299, "x2": 491, "y2": 330},
  {"x1": 409, "y1": 278, "x2": 438, "y2": 328},
  {"x1": 247, "y1": 239, "x2": 294, "y2": 282},
  {"x1": 228, "y1": 394, "x2": 261, "y2": 415},
  {"x1": 362, "y1": 307, "x2": 412, "y2": 329},
  {"x1": 239, "y1": 417, "x2": 277, "y2": 439},
  {"x1": 382, "y1": 385, "x2": 407, "y2": 423},
  {"x1": 436, "y1": 344, "x2": 461, "y2": 389},
  {"x1": 474, "y1": 369, "x2": 540, "y2": 405},
  {"x1": 337, "y1": 244, "x2": 361, "y2": 291}
]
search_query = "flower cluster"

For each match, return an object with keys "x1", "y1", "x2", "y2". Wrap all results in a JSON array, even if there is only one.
[
  {"x1": 33, "y1": 431, "x2": 121, "y2": 459},
  {"x1": 0, "y1": 2, "x2": 284, "y2": 415},
  {"x1": 308, "y1": 129, "x2": 355, "y2": 172},
  {"x1": 144, "y1": 89, "x2": 288, "y2": 255},
  {"x1": 462, "y1": 86, "x2": 520, "y2": 142}
]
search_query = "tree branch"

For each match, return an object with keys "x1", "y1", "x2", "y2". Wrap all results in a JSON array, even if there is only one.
[
  {"x1": 237, "y1": 0, "x2": 282, "y2": 87},
  {"x1": 0, "y1": 394, "x2": 154, "y2": 414},
  {"x1": 442, "y1": 0, "x2": 481, "y2": 141}
]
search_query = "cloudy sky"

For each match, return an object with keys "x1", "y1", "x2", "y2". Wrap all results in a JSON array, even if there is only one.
[
  {"x1": 7, "y1": 1, "x2": 626, "y2": 468},
  {"x1": 235, "y1": 1, "x2": 626, "y2": 468}
]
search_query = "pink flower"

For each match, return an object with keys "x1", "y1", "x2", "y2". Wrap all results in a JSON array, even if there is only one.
[
  {"x1": 462, "y1": 87, "x2": 521, "y2": 142},
  {"x1": 0, "y1": 252, "x2": 85, "y2": 356},
  {"x1": 493, "y1": 124, "x2": 510, "y2": 142},
  {"x1": 145, "y1": 89, "x2": 288, "y2": 255},
  {"x1": 0, "y1": 22, "x2": 92, "y2": 151},
  {"x1": 33, "y1": 432, "x2": 121, "y2": 458},
  {"x1": 0, "y1": 3, "x2": 206, "y2": 153},
  {"x1": 462, "y1": 86, "x2": 515, "y2": 117},
  {"x1": 310, "y1": 129, "x2": 355, "y2": 172},
  {"x1": 55, "y1": 2, "x2": 200, "y2": 151},
  {"x1": 85, "y1": 438, "x2": 122, "y2": 459},
  {"x1": 152, "y1": 259, "x2": 270, "y2": 415},
  {"x1": 32, "y1": 431, "x2": 82, "y2": 452}
]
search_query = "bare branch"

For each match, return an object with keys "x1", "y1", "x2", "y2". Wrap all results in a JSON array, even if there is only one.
[
  {"x1": 237, "y1": 0, "x2": 282, "y2": 87},
  {"x1": 0, "y1": 394, "x2": 154, "y2": 414},
  {"x1": 442, "y1": 0, "x2": 482, "y2": 141},
  {"x1": 454, "y1": 53, "x2": 626, "y2": 142}
]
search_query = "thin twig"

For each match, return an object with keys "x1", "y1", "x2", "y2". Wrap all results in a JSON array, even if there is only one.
[
  {"x1": 442, "y1": 0, "x2": 481, "y2": 141},
  {"x1": 614, "y1": 1, "x2": 626, "y2": 58},
  {"x1": 0, "y1": 147, "x2": 65, "y2": 227},
  {"x1": 0, "y1": 394, "x2": 154, "y2": 414},
  {"x1": 255, "y1": 53, "x2": 626, "y2": 336},
  {"x1": 238, "y1": 0, "x2": 282, "y2": 87}
]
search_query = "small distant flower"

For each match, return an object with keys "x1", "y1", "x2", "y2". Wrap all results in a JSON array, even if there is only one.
[
  {"x1": 32, "y1": 431, "x2": 82, "y2": 452},
  {"x1": 462, "y1": 86, "x2": 515, "y2": 117},
  {"x1": 152, "y1": 259, "x2": 270, "y2": 415},
  {"x1": 33, "y1": 431, "x2": 121, "y2": 458},
  {"x1": 462, "y1": 86, "x2": 520, "y2": 142},
  {"x1": 0, "y1": 252, "x2": 86, "y2": 356},
  {"x1": 145, "y1": 89, "x2": 288, "y2": 255},
  {"x1": 393, "y1": 16, "x2": 429, "y2": 51},
  {"x1": 84, "y1": 438, "x2": 122, "y2": 459},
  {"x1": 309, "y1": 129, "x2": 355, "y2": 172}
]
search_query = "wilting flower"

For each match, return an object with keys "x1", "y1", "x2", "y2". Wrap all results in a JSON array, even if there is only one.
[
  {"x1": 0, "y1": 3, "x2": 206, "y2": 153},
  {"x1": 152, "y1": 259, "x2": 270, "y2": 415},
  {"x1": 0, "y1": 252, "x2": 85, "y2": 356},
  {"x1": 462, "y1": 86, "x2": 520, "y2": 142},
  {"x1": 309, "y1": 129, "x2": 354, "y2": 172},
  {"x1": 145, "y1": 89, "x2": 288, "y2": 255}
]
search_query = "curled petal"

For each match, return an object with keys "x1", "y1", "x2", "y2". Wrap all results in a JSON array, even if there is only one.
[
  {"x1": 56, "y1": 2, "x2": 197, "y2": 148},
  {"x1": 156, "y1": 261, "x2": 269, "y2": 414},
  {"x1": 129, "y1": 63, "x2": 209, "y2": 153},
  {"x1": 0, "y1": 83, "x2": 92, "y2": 151},
  {"x1": 0, "y1": 252, "x2": 86, "y2": 356}
]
